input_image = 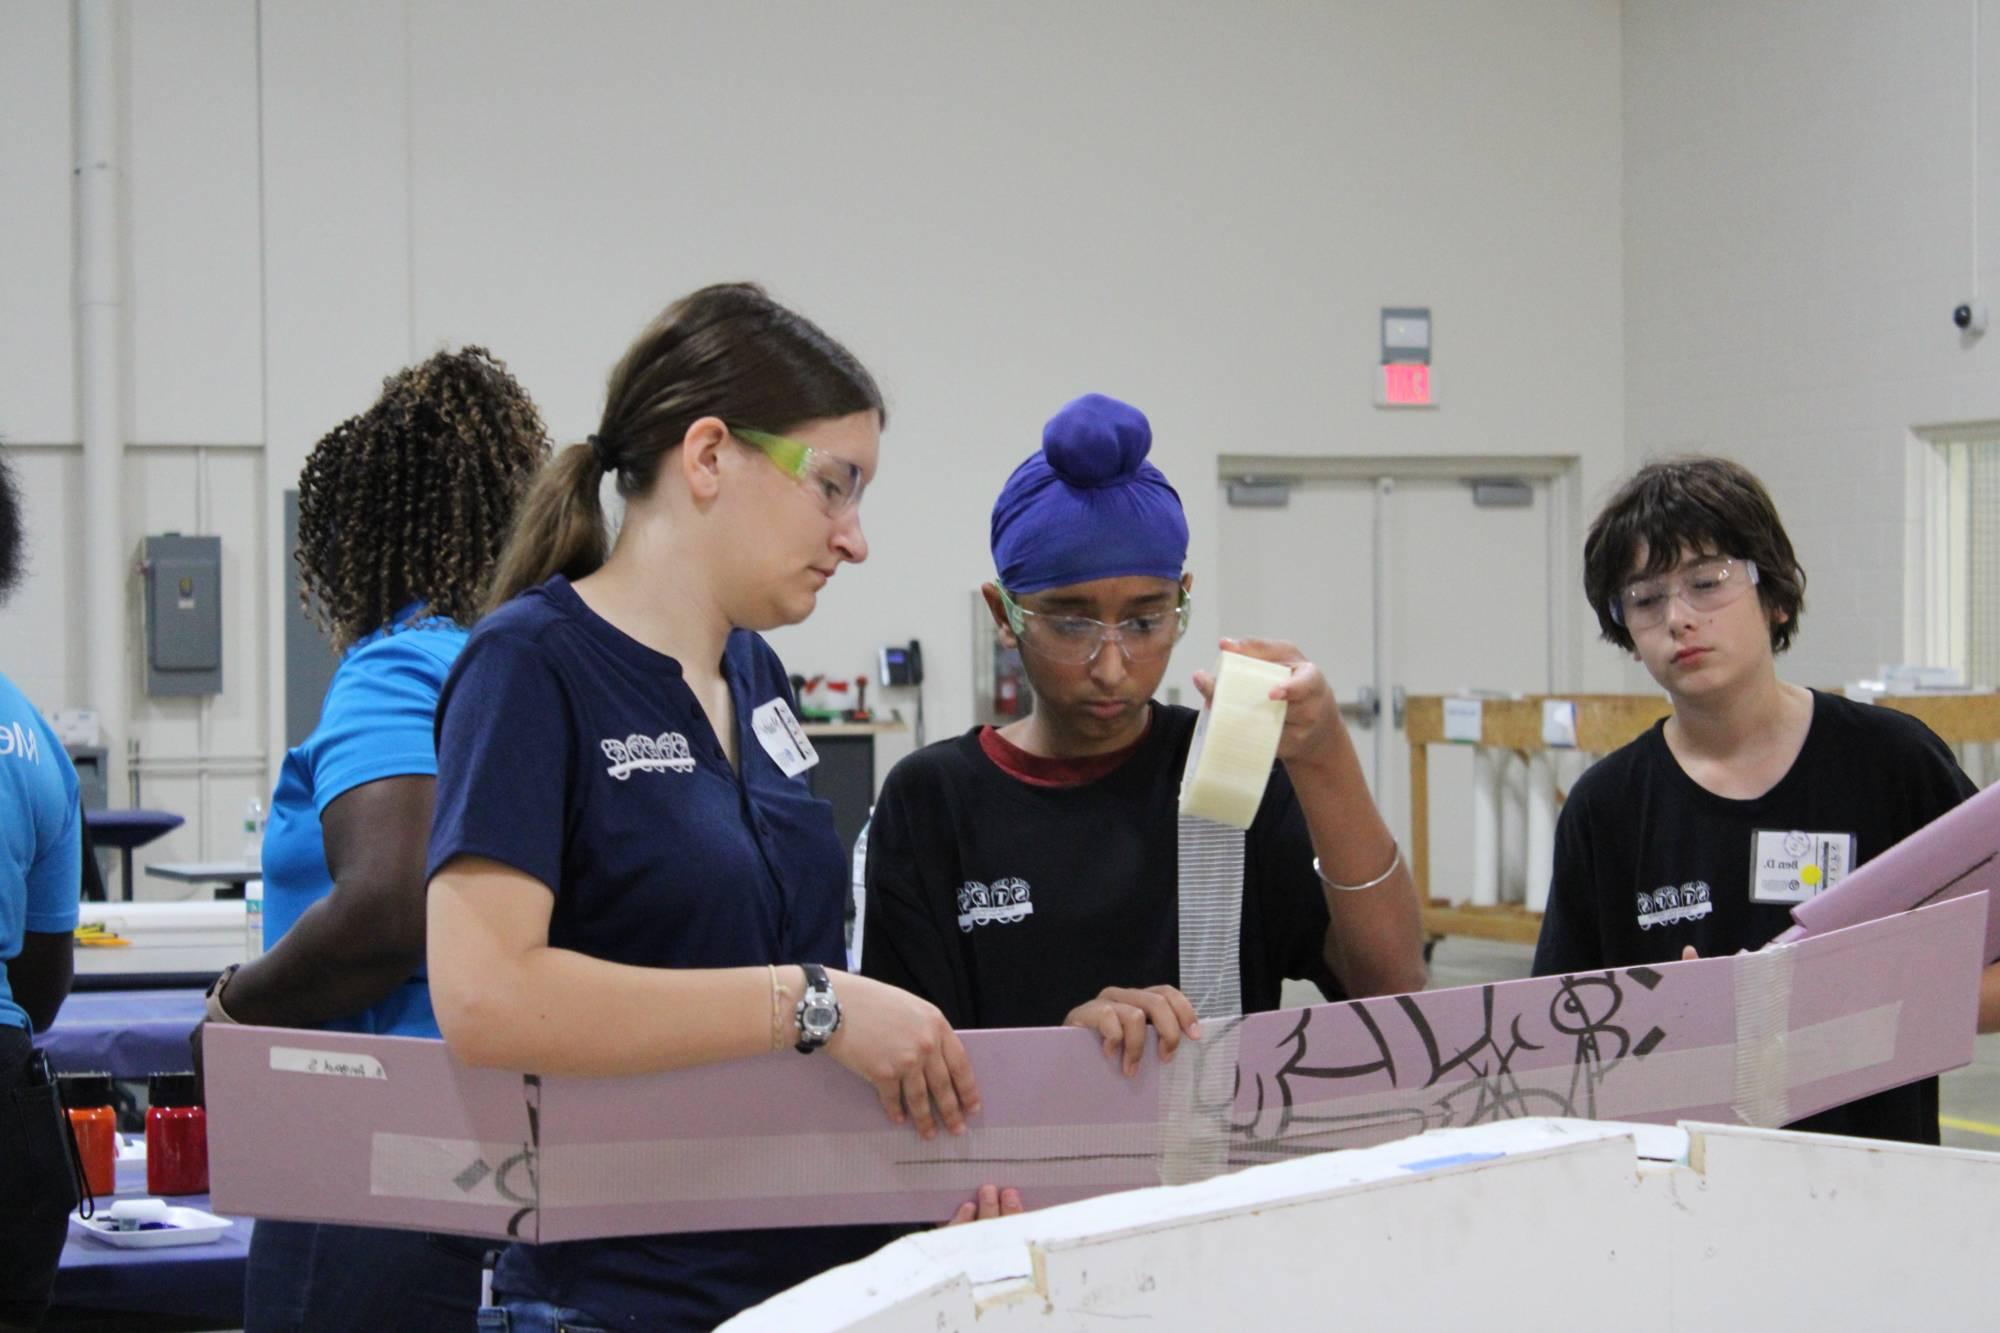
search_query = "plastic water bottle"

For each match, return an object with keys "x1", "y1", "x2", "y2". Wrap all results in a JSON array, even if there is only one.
[
  {"x1": 241, "y1": 798, "x2": 265, "y2": 863},
  {"x1": 242, "y1": 798, "x2": 265, "y2": 960},
  {"x1": 244, "y1": 875, "x2": 265, "y2": 961}
]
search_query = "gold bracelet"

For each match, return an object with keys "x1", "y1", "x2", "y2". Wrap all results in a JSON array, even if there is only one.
[
  {"x1": 768, "y1": 965, "x2": 786, "y2": 1053},
  {"x1": 1313, "y1": 842, "x2": 1402, "y2": 893}
]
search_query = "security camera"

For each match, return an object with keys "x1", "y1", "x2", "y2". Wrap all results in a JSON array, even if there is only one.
[{"x1": 1953, "y1": 300, "x2": 1988, "y2": 335}]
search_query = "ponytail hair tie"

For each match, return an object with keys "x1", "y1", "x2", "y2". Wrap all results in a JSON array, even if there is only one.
[{"x1": 587, "y1": 433, "x2": 618, "y2": 474}]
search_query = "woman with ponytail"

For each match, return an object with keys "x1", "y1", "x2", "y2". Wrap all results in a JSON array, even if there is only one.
[{"x1": 426, "y1": 284, "x2": 980, "y2": 1331}]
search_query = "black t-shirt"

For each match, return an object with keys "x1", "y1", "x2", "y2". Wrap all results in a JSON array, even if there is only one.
[
  {"x1": 1533, "y1": 689, "x2": 1976, "y2": 1144},
  {"x1": 859, "y1": 703, "x2": 1338, "y2": 1028}
]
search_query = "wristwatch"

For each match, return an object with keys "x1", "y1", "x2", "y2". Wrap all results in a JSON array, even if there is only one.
[{"x1": 793, "y1": 963, "x2": 842, "y2": 1054}]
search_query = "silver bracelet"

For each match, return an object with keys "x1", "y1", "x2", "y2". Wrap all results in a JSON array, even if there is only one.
[{"x1": 1312, "y1": 843, "x2": 1402, "y2": 893}]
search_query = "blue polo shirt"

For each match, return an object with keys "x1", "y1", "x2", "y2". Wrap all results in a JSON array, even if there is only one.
[
  {"x1": 0, "y1": 672, "x2": 81, "y2": 1032},
  {"x1": 427, "y1": 576, "x2": 876, "y2": 1330},
  {"x1": 262, "y1": 610, "x2": 464, "y2": 1037}
]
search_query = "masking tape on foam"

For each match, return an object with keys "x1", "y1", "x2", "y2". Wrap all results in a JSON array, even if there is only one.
[{"x1": 1177, "y1": 651, "x2": 1290, "y2": 829}]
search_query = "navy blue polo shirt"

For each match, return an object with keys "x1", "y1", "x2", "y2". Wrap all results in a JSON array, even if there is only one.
[{"x1": 428, "y1": 576, "x2": 884, "y2": 1329}]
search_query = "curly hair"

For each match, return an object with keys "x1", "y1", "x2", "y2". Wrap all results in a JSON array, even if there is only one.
[
  {"x1": 297, "y1": 347, "x2": 550, "y2": 649},
  {"x1": 0, "y1": 443, "x2": 23, "y2": 606}
]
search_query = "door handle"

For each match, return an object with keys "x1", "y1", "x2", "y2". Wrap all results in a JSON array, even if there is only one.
[{"x1": 1340, "y1": 685, "x2": 1378, "y2": 729}]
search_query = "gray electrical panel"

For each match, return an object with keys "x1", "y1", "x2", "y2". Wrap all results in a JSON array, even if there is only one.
[{"x1": 144, "y1": 533, "x2": 223, "y2": 696}]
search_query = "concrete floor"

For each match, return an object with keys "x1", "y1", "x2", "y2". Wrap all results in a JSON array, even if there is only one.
[{"x1": 1421, "y1": 935, "x2": 2000, "y2": 1154}]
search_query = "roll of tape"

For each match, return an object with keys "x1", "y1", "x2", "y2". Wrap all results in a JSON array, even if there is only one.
[{"x1": 1177, "y1": 650, "x2": 1290, "y2": 829}]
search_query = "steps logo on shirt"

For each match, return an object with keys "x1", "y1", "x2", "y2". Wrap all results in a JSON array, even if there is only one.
[
  {"x1": 601, "y1": 731, "x2": 697, "y2": 780},
  {"x1": 1634, "y1": 880, "x2": 1712, "y2": 930},
  {"x1": 0, "y1": 720, "x2": 41, "y2": 766},
  {"x1": 957, "y1": 878, "x2": 1033, "y2": 932}
]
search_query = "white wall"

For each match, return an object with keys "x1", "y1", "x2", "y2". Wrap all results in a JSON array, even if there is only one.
[
  {"x1": 0, "y1": 3, "x2": 75, "y2": 448},
  {"x1": 389, "y1": 0, "x2": 1629, "y2": 749},
  {"x1": 0, "y1": 1, "x2": 269, "y2": 880},
  {"x1": 1624, "y1": 0, "x2": 2000, "y2": 690},
  {"x1": 2, "y1": 0, "x2": 1625, "y2": 888}
]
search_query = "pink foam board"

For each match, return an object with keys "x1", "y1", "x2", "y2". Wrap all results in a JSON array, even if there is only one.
[
  {"x1": 1774, "y1": 781, "x2": 2000, "y2": 963},
  {"x1": 205, "y1": 895, "x2": 1983, "y2": 1239}
]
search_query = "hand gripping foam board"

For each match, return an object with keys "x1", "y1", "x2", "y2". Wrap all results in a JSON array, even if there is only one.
[
  {"x1": 1773, "y1": 778, "x2": 2000, "y2": 964},
  {"x1": 204, "y1": 893, "x2": 1984, "y2": 1242}
]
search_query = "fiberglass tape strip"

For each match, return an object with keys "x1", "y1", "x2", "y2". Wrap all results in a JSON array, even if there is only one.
[
  {"x1": 1177, "y1": 651, "x2": 1290, "y2": 829},
  {"x1": 1163, "y1": 652, "x2": 1285, "y2": 1184},
  {"x1": 1176, "y1": 816, "x2": 1248, "y2": 1022},
  {"x1": 1731, "y1": 943, "x2": 1796, "y2": 1127},
  {"x1": 1158, "y1": 1010, "x2": 1242, "y2": 1187}
]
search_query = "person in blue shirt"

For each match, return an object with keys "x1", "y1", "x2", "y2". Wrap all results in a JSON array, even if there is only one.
[
  {"x1": 197, "y1": 348, "x2": 550, "y2": 1332},
  {"x1": 427, "y1": 283, "x2": 981, "y2": 1333},
  {"x1": 0, "y1": 444, "x2": 86, "y2": 1330}
]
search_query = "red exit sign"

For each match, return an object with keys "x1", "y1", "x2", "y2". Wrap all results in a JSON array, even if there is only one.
[{"x1": 1378, "y1": 363, "x2": 1433, "y2": 407}]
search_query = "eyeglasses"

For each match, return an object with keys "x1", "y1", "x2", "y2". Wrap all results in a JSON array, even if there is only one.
[
  {"x1": 996, "y1": 585, "x2": 1191, "y2": 665},
  {"x1": 730, "y1": 426, "x2": 867, "y2": 518},
  {"x1": 1609, "y1": 556, "x2": 1760, "y2": 630}
]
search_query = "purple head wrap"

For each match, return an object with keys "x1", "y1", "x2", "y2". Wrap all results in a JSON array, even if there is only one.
[{"x1": 990, "y1": 394, "x2": 1188, "y2": 594}]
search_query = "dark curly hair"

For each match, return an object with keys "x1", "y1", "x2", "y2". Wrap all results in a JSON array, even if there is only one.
[
  {"x1": 297, "y1": 347, "x2": 550, "y2": 649},
  {"x1": 1584, "y1": 456, "x2": 1806, "y2": 654},
  {"x1": 0, "y1": 443, "x2": 23, "y2": 606}
]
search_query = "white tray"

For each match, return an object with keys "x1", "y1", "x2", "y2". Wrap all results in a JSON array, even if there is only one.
[{"x1": 70, "y1": 1203, "x2": 230, "y2": 1249}]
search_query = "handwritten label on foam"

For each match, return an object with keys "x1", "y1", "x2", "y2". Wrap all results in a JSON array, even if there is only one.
[{"x1": 270, "y1": 1046, "x2": 388, "y2": 1081}]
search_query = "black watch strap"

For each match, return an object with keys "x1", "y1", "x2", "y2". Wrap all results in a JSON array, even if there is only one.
[{"x1": 794, "y1": 963, "x2": 839, "y2": 1054}]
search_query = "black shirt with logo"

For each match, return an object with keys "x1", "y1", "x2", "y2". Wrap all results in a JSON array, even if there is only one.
[
  {"x1": 859, "y1": 703, "x2": 1337, "y2": 1029},
  {"x1": 1532, "y1": 689, "x2": 1976, "y2": 1144}
]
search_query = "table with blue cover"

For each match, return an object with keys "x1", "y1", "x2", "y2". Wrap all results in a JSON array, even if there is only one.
[
  {"x1": 82, "y1": 808, "x2": 185, "y2": 901},
  {"x1": 53, "y1": 1193, "x2": 251, "y2": 1325},
  {"x1": 47, "y1": 991, "x2": 248, "y2": 1323},
  {"x1": 44, "y1": 988, "x2": 205, "y2": 1077}
]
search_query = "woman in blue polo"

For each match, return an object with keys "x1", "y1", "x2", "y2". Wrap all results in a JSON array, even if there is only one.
[
  {"x1": 427, "y1": 284, "x2": 981, "y2": 1332},
  {"x1": 0, "y1": 445, "x2": 85, "y2": 1329},
  {"x1": 198, "y1": 348, "x2": 549, "y2": 1332}
]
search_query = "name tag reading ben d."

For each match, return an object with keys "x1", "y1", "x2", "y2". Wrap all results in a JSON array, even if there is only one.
[
  {"x1": 1750, "y1": 828, "x2": 1855, "y2": 905},
  {"x1": 752, "y1": 697, "x2": 819, "y2": 777}
]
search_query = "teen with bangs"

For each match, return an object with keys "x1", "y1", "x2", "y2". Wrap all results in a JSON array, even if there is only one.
[
  {"x1": 859, "y1": 394, "x2": 1428, "y2": 1147},
  {"x1": 1533, "y1": 456, "x2": 2000, "y2": 1145}
]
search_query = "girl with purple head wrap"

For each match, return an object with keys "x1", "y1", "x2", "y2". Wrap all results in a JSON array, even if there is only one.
[
  {"x1": 857, "y1": 391, "x2": 1428, "y2": 1202},
  {"x1": 990, "y1": 393, "x2": 1189, "y2": 595}
]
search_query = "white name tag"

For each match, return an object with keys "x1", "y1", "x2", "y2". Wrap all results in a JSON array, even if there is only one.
[
  {"x1": 751, "y1": 697, "x2": 819, "y2": 777},
  {"x1": 1749, "y1": 829, "x2": 1854, "y2": 905}
]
